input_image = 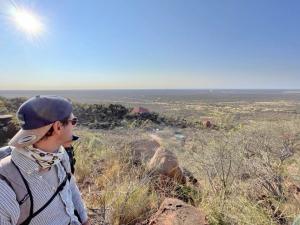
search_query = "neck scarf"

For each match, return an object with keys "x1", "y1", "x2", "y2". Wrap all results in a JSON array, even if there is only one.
[{"x1": 19, "y1": 145, "x2": 65, "y2": 169}]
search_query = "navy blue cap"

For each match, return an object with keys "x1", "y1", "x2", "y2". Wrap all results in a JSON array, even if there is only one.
[{"x1": 17, "y1": 95, "x2": 73, "y2": 130}]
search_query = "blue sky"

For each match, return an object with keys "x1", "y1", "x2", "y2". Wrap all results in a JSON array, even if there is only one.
[{"x1": 0, "y1": 0, "x2": 299, "y2": 89}]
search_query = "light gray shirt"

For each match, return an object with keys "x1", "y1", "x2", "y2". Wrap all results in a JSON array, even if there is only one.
[{"x1": 0, "y1": 147, "x2": 88, "y2": 225}]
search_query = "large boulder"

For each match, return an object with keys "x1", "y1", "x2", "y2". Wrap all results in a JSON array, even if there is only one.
[
  {"x1": 129, "y1": 139, "x2": 160, "y2": 164},
  {"x1": 147, "y1": 198, "x2": 208, "y2": 225},
  {"x1": 147, "y1": 147, "x2": 186, "y2": 184}
]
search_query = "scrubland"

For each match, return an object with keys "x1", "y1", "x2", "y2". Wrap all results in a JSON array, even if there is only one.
[
  {"x1": 1, "y1": 95, "x2": 300, "y2": 224},
  {"x1": 72, "y1": 100, "x2": 300, "y2": 225}
]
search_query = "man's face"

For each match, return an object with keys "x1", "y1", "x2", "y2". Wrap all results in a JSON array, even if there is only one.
[{"x1": 60, "y1": 113, "x2": 77, "y2": 145}]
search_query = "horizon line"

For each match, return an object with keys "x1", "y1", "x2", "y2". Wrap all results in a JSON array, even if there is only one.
[{"x1": 1, "y1": 88, "x2": 300, "y2": 91}]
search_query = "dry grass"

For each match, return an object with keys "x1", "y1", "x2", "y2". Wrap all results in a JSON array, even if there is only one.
[
  {"x1": 72, "y1": 115, "x2": 300, "y2": 225},
  {"x1": 74, "y1": 129, "x2": 161, "y2": 224}
]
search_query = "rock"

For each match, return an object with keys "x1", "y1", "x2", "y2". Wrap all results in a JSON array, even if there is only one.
[
  {"x1": 130, "y1": 106, "x2": 150, "y2": 115},
  {"x1": 129, "y1": 139, "x2": 160, "y2": 164},
  {"x1": 202, "y1": 120, "x2": 212, "y2": 128},
  {"x1": 147, "y1": 147, "x2": 186, "y2": 184},
  {"x1": 147, "y1": 198, "x2": 208, "y2": 225}
]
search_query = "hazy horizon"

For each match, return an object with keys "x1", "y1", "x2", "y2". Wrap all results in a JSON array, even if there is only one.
[
  {"x1": 1, "y1": 88, "x2": 300, "y2": 91},
  {"x1": 1, "y1": 89, "x2": 300, "y2": 104}
]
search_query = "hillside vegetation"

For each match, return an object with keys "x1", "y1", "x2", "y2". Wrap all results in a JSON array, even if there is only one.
[{"x1": 1, "y1": 96, "x2": 300, "y2": 224}]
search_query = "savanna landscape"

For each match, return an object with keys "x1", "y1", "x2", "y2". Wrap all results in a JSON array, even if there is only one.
[
  {"x1": 1, "y1": 90, "x2": 300, "y2": 225},
  {"x1": 1, "y1": 0, "x2": 299, "y2": 224}
]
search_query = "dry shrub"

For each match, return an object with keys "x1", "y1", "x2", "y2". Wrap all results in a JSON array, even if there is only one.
[
  {"x1": 184, "y1": 119, "x2": 300, "y2": 224},
  {"x1": 74, "y1": 130, "x2": 160, "y2": 225},
  {"x1": 201, "y1": 194, "x2": 273, "y2": 225},
  {"x1": 185, "y1": 130, "x2": 244, "y2": 198},
  {"x1": 73, "y1": 118, "x2": 300, "y2": 225}
]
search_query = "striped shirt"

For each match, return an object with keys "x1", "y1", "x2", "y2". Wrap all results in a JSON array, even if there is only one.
[{"x1": 0, "y1": 147, "x2": 88, "y2": 225}]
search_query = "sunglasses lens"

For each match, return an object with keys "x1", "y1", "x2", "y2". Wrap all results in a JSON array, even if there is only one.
[{"x1": 71, "y1": 118, "x2": 78, "y2": 125}]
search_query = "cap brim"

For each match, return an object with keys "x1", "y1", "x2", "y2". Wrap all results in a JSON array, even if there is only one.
[{"x1": 8, "y1": 124, "x2": 53, "y2": 148}]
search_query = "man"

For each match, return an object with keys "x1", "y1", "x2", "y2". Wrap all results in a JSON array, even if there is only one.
[{"x1": 0, "y1": 95, "x2": 90, "y2": 225}]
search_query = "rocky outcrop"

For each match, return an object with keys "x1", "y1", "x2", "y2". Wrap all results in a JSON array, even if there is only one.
[
  {"x1": 147, "y1": 147, "x2": 186, "y2": 184},
  {"x1": 0, "y1": 97, "x2": 207, "y2": 130},
  {"x1": 146, "y1": 198, "x2": 208, "y2": 225},
  {"x1": 130, "y1": 107, "x2": 150, "y2": 115},
  {"x1": 129, "y1": 139, "x2": 160, "y2": 165}
]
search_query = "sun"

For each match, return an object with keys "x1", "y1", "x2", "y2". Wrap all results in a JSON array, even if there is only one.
[{"x1": 12, "y1": 8, "x2": 43, "y2": 36}]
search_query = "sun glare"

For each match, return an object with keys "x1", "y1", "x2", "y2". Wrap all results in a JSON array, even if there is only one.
[{"x1": 12, "y1": 8, "x2": 43, "y2": 36}]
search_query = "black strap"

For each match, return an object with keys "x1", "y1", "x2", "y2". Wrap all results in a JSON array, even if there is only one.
[
  {"x1": 11, "y1": 160, "x2": 71, "y2": 225},
  {"x1": 65, "y1": 146, "x2": 76, "y2": 174},
  {"x1": 74, "y1": 209, "x2": 82, "y2": 223},
  {"x1": 22, "y1": 172, "x2": 71, "y2": 224}
]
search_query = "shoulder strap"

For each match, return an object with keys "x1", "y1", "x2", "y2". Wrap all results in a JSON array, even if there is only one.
[
  {"x1": 19, "y1": 168, "x2": 71, "y2": 225},
  {"x1": 65, "y1": 146, "x2": 76, "y2": 174},
  {"x1": 0, "y1": 146, "x2": 12, "y2": 159},
  {"x1": 0, "y1": 155, "x2": 33, "y2": 225},
  {"x1": 10, "y1": 160, "x2": 34, "y2": 225},
  {"x1": 61, "y1": 161, "x2": 72, "y2": 181},
  {"x1": 19, "y1": 162, "x2": 71, "y2": 225},
  {"x1": 0, "y1": 152, "x2": 72, "y2": 225}
]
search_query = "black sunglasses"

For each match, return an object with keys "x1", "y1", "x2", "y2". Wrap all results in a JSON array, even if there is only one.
[{"x1": 68, "y1": 117, "x2": 78, "y2": 126}]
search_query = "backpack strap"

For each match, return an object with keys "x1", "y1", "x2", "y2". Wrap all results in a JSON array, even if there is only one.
[
  {"x1": 65, "y1": 146, "x2": 76, "y2": 174},
  {"x1": 0, "y1": 155, "x2": 32, "y2": 225},
  {"x1": 10, "y1": 160, "x2": 34, "y2": 225},
  {"x1": 0, "y1": 146, "x2": 12, "y2": 159},
  {"x1": 19, "y1": 164, "x2": 71, "y2": 225},
  {"x1": 0, "y1": 150, "x2": 72, "y2": 225}
]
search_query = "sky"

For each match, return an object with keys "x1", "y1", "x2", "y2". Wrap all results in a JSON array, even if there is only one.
[{"x1": 0, "y1": 0, "x2": 299, "y2": 90}]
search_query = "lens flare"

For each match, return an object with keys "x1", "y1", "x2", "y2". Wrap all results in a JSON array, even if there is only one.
[{"x1": 11, "y1": 7, "x2": 43, "y2": 36}]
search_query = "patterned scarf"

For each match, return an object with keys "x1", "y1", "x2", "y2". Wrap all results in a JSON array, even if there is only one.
[{"x1": 19, "y1": 145, "x2": 65, "y2": 169}]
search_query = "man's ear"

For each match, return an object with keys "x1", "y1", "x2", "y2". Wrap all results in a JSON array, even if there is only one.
[{"x1": 52, "y1": 121, "x2": 62, "y2": 135}]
